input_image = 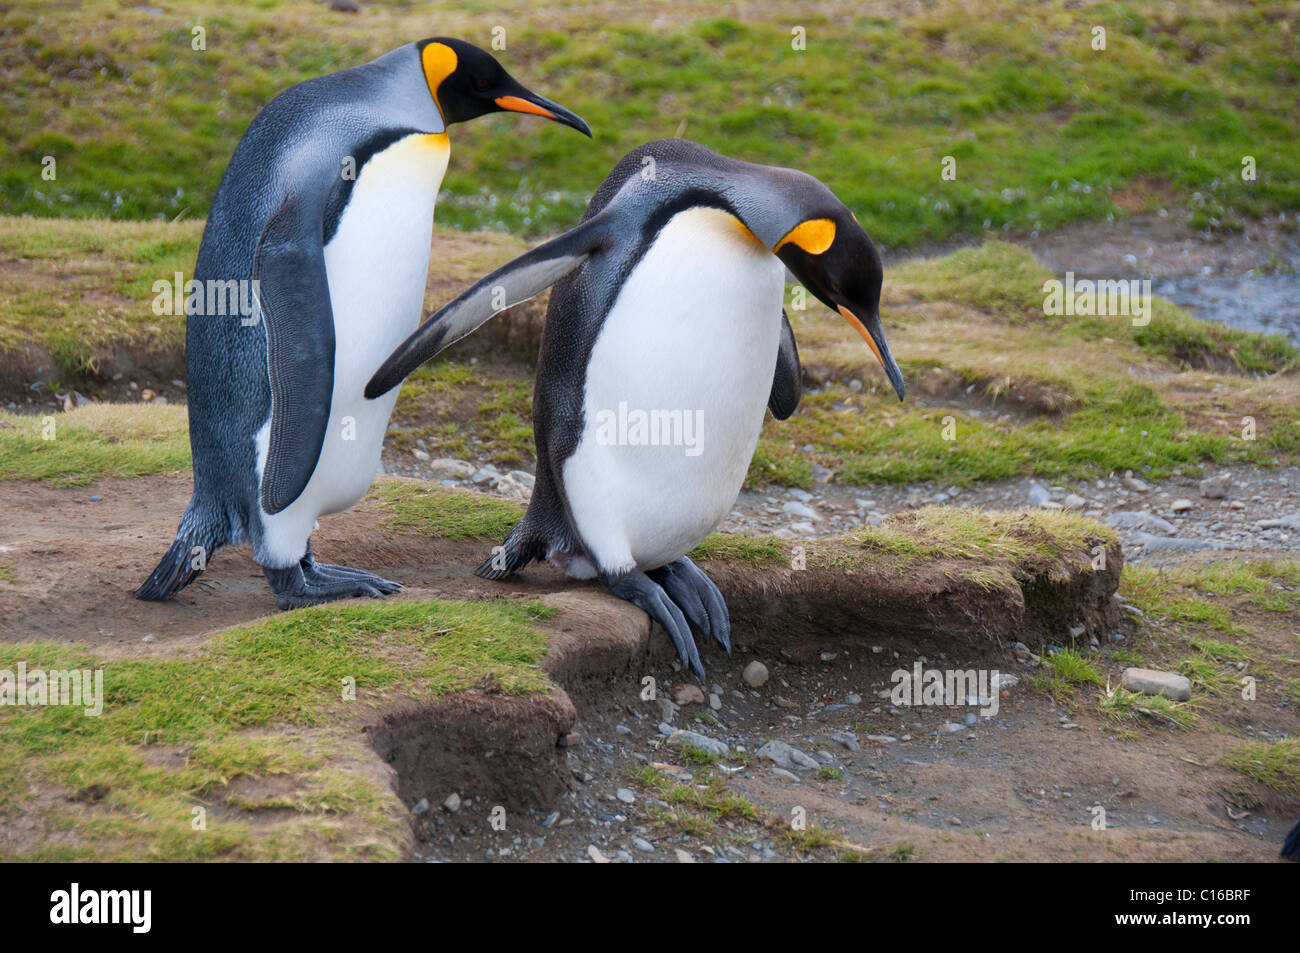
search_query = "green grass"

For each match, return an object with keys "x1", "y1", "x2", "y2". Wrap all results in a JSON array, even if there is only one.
[
  {"x1": 0, "y1": 597, "x2": 554, "y2": 860},
  {"x1": 1223, "y1": 739, "x2": 1300, "y2": 796},
  {"x1": 368, "y1": 478, "x2": 524, "y2": 540},
  {"x1": 690, "y1": 533, "x2": 787, "y2": 566},
  {"x1": 3, "y1": 1, "x2": 1297, "y2": 247},
  {"x1": 0, "y1": 403, "x2": 190, "y2": 485}
]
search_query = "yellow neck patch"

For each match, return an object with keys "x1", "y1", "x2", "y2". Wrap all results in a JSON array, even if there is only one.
[
  {"x1": 775, "y1": 218, "x2": 836, "y2": 255},
  {"x1": 421, "y1": 42, "x2": 458, "y2": 112}
]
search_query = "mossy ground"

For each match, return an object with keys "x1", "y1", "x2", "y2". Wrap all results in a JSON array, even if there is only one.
[{"x1": 0, "y1": 598, "x2": 554, "y2": 860}]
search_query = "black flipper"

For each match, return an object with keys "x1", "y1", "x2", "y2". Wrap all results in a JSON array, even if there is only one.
[
  {"x1": 604, "y1": 569, "x2": 705, "y2": 681},
  {"x1": 252, "y1": 194, "x2": 335, "y2": 516},
  {"x1": 648, "y1": 556, "x2": 732, "y2": 655},
  {"x1": 365, "y1": 210, "x2": 615, "y2": 399},
  {"x1": 767, "y1": 308, "x2": 802, "y2": 420}
]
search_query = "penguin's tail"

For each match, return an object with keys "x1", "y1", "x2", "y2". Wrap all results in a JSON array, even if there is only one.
[
  {"x1": 475, "y1": 522, "x2": 546, "y2": 581},
  {"x1": 135, "y1": 497, "x2": 229, "y2": 601}
]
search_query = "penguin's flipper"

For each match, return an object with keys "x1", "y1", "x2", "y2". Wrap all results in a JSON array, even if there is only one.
[
  {"x1": 767, "y1": 308, "x2": 802, "y2": 420},
  {"x1": 603, "y1": 569, "x2": 706, "y2": 681},
  {"x1": 252, "y1": 194, "x2": 336, "y2": 515},
  {"x1": 648, "y1": 557, "x2": 732, "y2": 655},
  {"x1": 365, "y1": 211, "x2": 615, "y2": 399}
]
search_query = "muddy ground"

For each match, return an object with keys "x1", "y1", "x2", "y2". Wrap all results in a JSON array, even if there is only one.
[{"x1": 1, "y1": 474, "x2": 1295, "y2": 862}]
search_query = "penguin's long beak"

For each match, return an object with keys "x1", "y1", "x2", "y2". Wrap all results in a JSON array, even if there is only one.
[
  {"x1": 495, "y1": 88, "x2": 592, "y2": 137},
  {"x1": 835, "y1": 303, "x2": 906, "y2": 402}
]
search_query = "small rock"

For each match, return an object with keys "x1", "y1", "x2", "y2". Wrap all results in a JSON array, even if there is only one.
[
  {"x1": 1170, "y1": 498, "x2": 1194, "y2": 513},
  {"x1": 666, "y1": 729, "x2": 729, "y2": 757},
  {"x1": 1124, "y1": 474, "x2": 1150, "y2": 493},
  {"x1": 845, "y1": 692, "x2": 862, "y2": 705},
  {"x1": 1200, "y1": 473, "x2": 1232, "y2": 499},
  {"x1": 993, "y1": 673, "x2": 1019, "y2": 691},
  {"x1": 443, "y1": 793, "x2": 461, "y2": 813},
  {"x1": 757, "y1": 740, "x2": 819, "y2": 770},
  {"x1": 615, "y1": 788, "x2": 636, "y2": 805},
  {"x1": 427, "y1": 458, "x2": 476, "y2": 480},
  {"x1": 771, "y1": 767, "x2": 800, "y2": 782},
  {"x1": 828, "y1": 730, "x2": 861, "y2": 752},
  {"x1": 587, "y1": 845, "x2": 609, "y2": 864},
  {"x1": 743, "y1": 661, "x2": 769, "y2": 688},
  {"x1": 670, "y1": 683, "x2": 705, "y2": 706},
  {"x1": 1063, "y1": 493, "x2": 1087, "y2": 510},
  {"x1": 708, "y1": 692, "x2": 722, "y2": 711},
  {"x1": 412, "y1": 798, "x2": 429, "y2": 815},
  {"x1": 940, "y1": 722, "x2": 967, "y2": 734},
  {"x1": 674, "y1": 849, "x2": 696, "y2": 864},
  {"x1": 1121, "y1": 667, "x2": 1192, "y2": 701},
  {"x1": 411, "y1": 448, "x2": 430, "y2": 462},
  {"x1": 1027, "y1": 482, "x2": 1052, "y2": 506},
  {"x1": 864, "y1": 734, "x2": 897, "y2": 745},
  {"x1": 782, "y1": 500, "x2": 820, "y2": 520},
  {"x1": 471, "y1": 468, "x2": 501, "y2": 486},
  {"x1": 633, "y1": 837, "x2": 654, "y2": 853}
]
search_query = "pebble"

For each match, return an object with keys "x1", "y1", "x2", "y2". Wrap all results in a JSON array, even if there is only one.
[
  {"x1": 743, "y1": 661, "x2": 769, "y2": 688},
  {"x1": 708, "y1": 692, "x2": 722, "y2": 711},
  {"x1": 587, "y1": 845, "x2": 609, "y2": 864},
  {"x1": 782, "y1": 501, "x2": 819, "y2": 520},
  {"x1": 940, "y1": 722, "x2": 967, "y2": 734},
  {"x1": 864, "y1": 734, "x2": 897, "y2": 745},
  {"x1": 670, "y1": 683, "x2": 705, "y2": 706},
  {"x1": 1170, "y1": 498, "x2": 1194, "y2": 512},
  {"x1": 1027, "y1": 482, "x2": 1052, "y2": 506},
  {"x1": 666, "y1": 729, "x2": 729, "y2": 757},
  {"x1": 1200, "y1": 473, "x2": 1232, "y2": 499},
  {"x1": 674, "y1": 849, "x2": 696, "y2": 864},
  {"x1": 633, "y1": 837, "x2": 654, "y2": 853},
  {"x1": 426, "y1": 458, "x2": 476, "y2": 481},
  {"x1": 615, "y1": 788, "x2": 636, "y2": 805},
  {"x1": 443, "y1": 793, "x2": 461, "y2": 813},
  {"x1": 828, "y1": 730, "x2": 861, "y2": 751},
  {"x1": 1121, "y1": 667, "x2": 1192, "y2": 701},
  {"x1": 1063, "y1": 493, "x2": 1086, "y2": 509},
  {"x1": 771, "y1": 767, "x2": 801, "y2": 782},
  {"x1": 756, "y1": 740, "x2": 819, "y2": 770}
]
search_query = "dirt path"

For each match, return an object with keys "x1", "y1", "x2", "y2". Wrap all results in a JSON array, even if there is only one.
[{"x1": 1, "y1": 475, "x2": 1294, "y2": 862}]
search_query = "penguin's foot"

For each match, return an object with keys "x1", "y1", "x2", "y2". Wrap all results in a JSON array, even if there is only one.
[
  {"x1": 648, "y1": 556, "x2": 731, "y2": 656},
  {"x1": 603, "y1": 569, "x2": 705, "y2": 680},
  {"x1": 264, "y1": 557, "x2": 402, "y2": 610}
]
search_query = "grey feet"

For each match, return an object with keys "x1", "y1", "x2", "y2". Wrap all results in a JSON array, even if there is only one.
[
  {"x1": 605, "y1": 556, "x2": 731, "y2": 680},
  {"x1": 264, "y1": 546, "x2": 402, "y2": 610}
]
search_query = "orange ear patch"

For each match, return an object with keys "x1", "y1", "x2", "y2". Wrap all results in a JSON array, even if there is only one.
[
  {"x1": 774, "y1": 218, "x2": 836, "y2": 255},
  {"x1": 421, "y1": 42, "x2": 458, "y2": 102}
]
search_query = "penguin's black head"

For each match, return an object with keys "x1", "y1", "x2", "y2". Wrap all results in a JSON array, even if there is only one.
[
  {"x1": 774, "y1": 208, "x2": 905, "y2": 401},
  {"x1": 418, "y1": 38, "x2": 591, "y2": 136}
]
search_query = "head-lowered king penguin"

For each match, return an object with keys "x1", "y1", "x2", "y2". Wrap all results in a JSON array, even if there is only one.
[
  {"x1": 366, "y1": 139, "x2": 905, "y2": 677},
  {"x1": 135, "y1": 39, "x2": 590, "y2": 607}
]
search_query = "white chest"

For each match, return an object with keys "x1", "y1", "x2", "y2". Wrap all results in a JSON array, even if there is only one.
[
  {"x1": 255, "y1": 133, "x2": 449, "y2": 564},
  {"x1": 562, "y1": 206, "x2": 786, "y2": 573}
]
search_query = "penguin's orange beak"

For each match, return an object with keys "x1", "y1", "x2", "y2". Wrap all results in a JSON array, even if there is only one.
[{"x1": 494, "y1": 91, "x2": 591, "y2": 137}]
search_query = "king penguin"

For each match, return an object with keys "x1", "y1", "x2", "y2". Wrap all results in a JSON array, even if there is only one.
[
  {"x1": 365, "y1": 140, "x2": 905, "y2": 677},
  {"x1": 136, "y1": 38, "x2": 590, "y2": 608}
]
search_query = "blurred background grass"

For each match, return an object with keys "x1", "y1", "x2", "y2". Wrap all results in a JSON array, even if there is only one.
[{"x1": 2, "y1": 0, "x2": 1296, "y2": 247}]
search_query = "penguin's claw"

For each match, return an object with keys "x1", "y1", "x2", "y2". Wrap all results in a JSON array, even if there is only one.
[
  {"x1": 264, "y1": 561, "x2": 401, "y2": 609},
  {"x1": 306, "y1": 560, "x2": 403, "y2": 594},
  {"x1": 604, "y1": 570, "x2": 705, "y2": 680},
  {"x1": 651, "y1": 557, "x2": 731, "y2": 656}
]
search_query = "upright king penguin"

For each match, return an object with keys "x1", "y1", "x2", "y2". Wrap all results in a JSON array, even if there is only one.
[
  {"x1": 366, "y1": 140, "x2": 906, "y2": 677},
  {"x1": 136, "y1": 39, "x2": 590, "y2": 607}
]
